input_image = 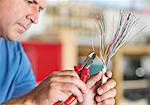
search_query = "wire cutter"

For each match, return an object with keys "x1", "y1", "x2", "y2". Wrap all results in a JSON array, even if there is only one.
[{"x1": 54, "y1": 51, "x2": 96, "y2": 105}]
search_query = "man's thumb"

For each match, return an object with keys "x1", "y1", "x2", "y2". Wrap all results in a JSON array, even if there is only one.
[{"x1": 86, "y1": 72, "x2": 103, "y2": 89}]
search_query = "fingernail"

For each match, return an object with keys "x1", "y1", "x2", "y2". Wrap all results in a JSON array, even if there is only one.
[
  {"x1": 96, "y1": 96, "x2": 101, "y2": 101},
  {"x1": 79, "y1": 97, "x2": 83, "y2": 102},
  {"x1": 98, "y1": 97, "x2": 103, "y2": 102},
  {"x1": 83, "y1": 86, "x2": 87, "y2": 94},
  {"x1": 83, "y1": 89, "x2": 87, "y2": 94},
  {"x1": 97, "y1": 89, "x2": 103, "y2": 95}
]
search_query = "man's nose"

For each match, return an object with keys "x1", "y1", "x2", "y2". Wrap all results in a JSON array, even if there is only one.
[{"x1": 27, "y1": 5, "x2": 40, "y2": 24}]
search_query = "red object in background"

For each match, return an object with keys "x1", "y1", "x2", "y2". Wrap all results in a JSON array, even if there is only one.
[{"x1": 22, "y1": 42, "x2": 61, "y2": 82}]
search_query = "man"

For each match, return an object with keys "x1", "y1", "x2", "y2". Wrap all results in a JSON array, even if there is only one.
[{"x1": 0, "y1": 0, "x2": 116, "y2": 105}]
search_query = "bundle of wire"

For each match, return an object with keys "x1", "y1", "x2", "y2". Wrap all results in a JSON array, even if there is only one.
[{"x1": 93, "y1": 11, "x2": 146, "y2": 83}]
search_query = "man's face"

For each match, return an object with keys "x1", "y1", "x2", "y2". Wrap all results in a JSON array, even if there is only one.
[{"x1": 0, "y1": 0, "x2": 46, "y2": 41}]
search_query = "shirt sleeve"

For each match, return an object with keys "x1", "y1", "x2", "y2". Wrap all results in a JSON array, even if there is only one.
[{"x1": 11, "y1": 42, "x2": 36, "y2": 98}]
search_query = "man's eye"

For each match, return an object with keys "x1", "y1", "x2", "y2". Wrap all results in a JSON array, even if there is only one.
[
  {"x1": 39, "y1": 7, "x2": 43, "y2": 12},
  {"x1": 26, "y1": 0, "x2": 33, "y2": 4}
]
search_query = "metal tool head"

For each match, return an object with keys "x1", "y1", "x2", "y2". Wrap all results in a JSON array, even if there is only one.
[
  {"x1": 82, "y1": 51, "x2": 96, "y2": 69},
  {"x1": 88, "y1": 52, "x2": 96, "y2": 60}
]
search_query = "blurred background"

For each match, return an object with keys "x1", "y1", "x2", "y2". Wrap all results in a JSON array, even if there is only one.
[{"x1": 20, "y1": 0, "x2": 150, "y2": 105}]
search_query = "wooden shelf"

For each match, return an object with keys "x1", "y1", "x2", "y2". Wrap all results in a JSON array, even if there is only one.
[
  {"x1": 123, "y1": 79, "x2": 148, "y2": 90},
  {"x1": 119, "y1": 45, "x2": 150, "y2": 55}
]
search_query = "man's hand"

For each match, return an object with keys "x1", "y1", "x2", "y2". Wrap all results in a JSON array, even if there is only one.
[
  {"x1": 5, "y1": 70, "x2": 87, "y2": 105},
  {"x1": 33, "y1": 70, "x2": 87, "y2": 105},
  {"x1": 79, "y1": 71, "x2": 117, "y2": 105}
]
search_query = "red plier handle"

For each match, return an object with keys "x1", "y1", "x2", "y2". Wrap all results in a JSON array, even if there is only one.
[{"x1": 54, "y1": 65, "x2": 90, "y2": 105}]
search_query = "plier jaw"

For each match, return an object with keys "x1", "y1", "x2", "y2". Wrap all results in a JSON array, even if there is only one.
[
  {"x1": 81, "y1": 52, "x2": 96, "y2": 71},
  {"x1": 75, "y1": 51, "x2": 96, "y2": 82}
]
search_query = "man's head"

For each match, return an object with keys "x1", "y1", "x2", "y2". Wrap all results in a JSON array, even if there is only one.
[{"x1": 0, "y1": 0, "x2": 46, "y2": 41}]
